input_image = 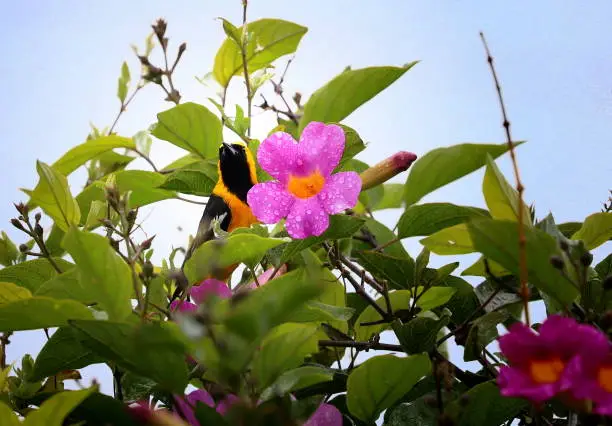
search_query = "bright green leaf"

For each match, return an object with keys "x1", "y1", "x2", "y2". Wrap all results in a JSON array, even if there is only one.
[
  {"x1": 117, "y1": 61, "x2": 130, "y2": 103},
  {"x1": 299, "y1": 63, "x2": 417, "y2": 133},
  {"x1": 0, "y1": 402, "x2": 20, "y2": 426},
  {"x1": 62, "y1": 228, "x2": 132, "y2": 320},
  {"x1": 462, "y1": 256, "x2": 509, "y2": 278},
  {"x1": 114, "y1": 170, "x2": 176, "y2": 207},
  {"x1": 347, "y1": 354, "x2": 431, "y2": 423},
  {"x1": 482, "y1": 154, "x2": 532, "y2": 224},
  {"x1": 29, "y1": 161, "x2": 81, "y2": 231},
  {"x1": 420, "y1": 224, "x2": 475, "y2": 255},
  {"x1": 252, "y1": 323, "x2": 319, "y2": 390},
  {"x1": 373, "y1": 183, "x2": 405, "y2": 211},
  {"x1": 468, "y1": 218, "x2": 579, "y2": 305},
  {"x1": 404, "y1": 142, "x2": 523, "y2": 206},
  {"x1": 335, "y1": 125, "x2": 366, "y2": 171},
  {"x1": 214, "y1": 19, "x2": 307, "y2": 88},
  {"x1": 572, "y1": 212, "x2": 612, "y2": 250},
  {"x1": 416, "y1": 286, "x2": 457, "y2": 311},
  {"x1": 0, "y1": 258, "x2": 73, "y2": 293},
  {"x1": 53, "y1": 136, "x2": 135, "y2": 176},
  {"x1": 0, "y1": 281, "x2": 32, "y2": 304},
  {"x1": 152, "y1": 102, "x2": 222, "y2": 159},
  {"x1": 0, "y1": 297, "x2": 93, "y2": 332},
  {"x1": 0, "y1": 232, "x2": 18, "y2": 267},
  {"x1": 84, "y1": 200, "x2": 107, "y2": 230},
  {"x1": 24, "y1": 388, "x2": 93, "y2": 426},
  {"x1": 34, "y1": 267, "x2": 94, "y2": 304},
  {"x1": 398, "y1": 203, "x2": 489, "y2": 239}
]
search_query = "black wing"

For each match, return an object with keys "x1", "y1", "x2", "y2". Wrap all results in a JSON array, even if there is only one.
[{"x1": 182, "y1": 194, "x2": 231, "y2": 265}]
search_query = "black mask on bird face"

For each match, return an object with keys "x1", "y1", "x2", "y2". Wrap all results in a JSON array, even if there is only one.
[{"x1": 218, "y1": 142, "x2": 257, "y2": 202}]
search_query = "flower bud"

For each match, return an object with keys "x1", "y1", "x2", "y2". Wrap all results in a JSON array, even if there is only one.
[
  {"x1": 360, "y1": 151, "x2": 418, "y2": 191},
  {"x1": 34, "y1": 212, "x2": 41, "y2": 223},
  {"x1": 559, "y1": 239, "x2": 569, "y2": 252},
  {"x1": 10, "y1": 218, "x2": 24, "y2": 231},
  {"x1": 549, "y1": 255, "x2": 564, "y2": 270},
  {"x1": 143, "y1": 261, "x2": 154, "y2": 278},
  {"x1": 34, "y1": 223, "x2": 43, "y2": 237},
  {"x1": 580, "y1": 252, "x2": 593, "y2": 267},
  {"x1": 19, "y1": 244, "x2": 28, "y2": 253}
]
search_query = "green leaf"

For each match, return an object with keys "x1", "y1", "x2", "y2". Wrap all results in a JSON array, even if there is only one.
[
  {"x1": 404, "y1": 142, "x2": 523, "y2": 206},
  {"x1": 437, "y1": 275, "x2": 480, "y2": 325},
  {"x1": 467, "y1": 218, "x2": 579, "y2": 305},
  {"x1": 384, "y1": 398, "x2": 437, "y2": 426},
  {"x1": 219, "y1": 17, "x2": 241, "y2": 44},
  {"x1": 596, "y1": 254, "x2": 612, "y2": 280},
  {"x1": 0, "y1": 258, "x2": 73, "y2": 293},
  {"x1": 185, "y1": 233, "x2": 289, "y2": 283},
  {"x1": 83, "y1": 200, "x2": 106, "y2": 230},
  {"x1": 347, "y1": 354, "x2": 431, "y2": 423},
  {"x1": 0, "y1": 281, "x2": 32, "y2": 304},
  {"x1": 29, "y1": 161, "x2": 80, "y2": 231},
  {"x1": 0, "y1": 232, "x2": 18, "y2": 267},
  {"x1": 0, "y1": 297, "x2": 93, "y2": 332},
  {"x1": 354, "y1": 251, "x2": 415, "y2": 290},
  {"x1": 461, "y1": 257, "x2": 509, "y2": 278},
  {"x1": 335, "y1": 125, "x2": 366, "y2": 171},
  {"x1": 260, "y1": 365, "x2": 335, "y2": 402},
  {"x1": 558, "y1": 222, "x2": 582, "y2": 239},
  {"x1": 394, "y1": 314, "x2": 450, "y2": 354},
  {"x1": 53, "y1": 136, "x2": 135, "y2": 176},
  {"x1": 398, "y1": 203, "x2": 489, "y2": 239},
  {"x1": 62, "y1": 228, "x2": 132, "y2": 320},
  {"x1": 571, "y1": 212, "x2": 612, "y2": 250},
  {"x1": 354, "y1": 290, "x2": 411, "y2": 341},
  {"x1": 252, "y1": 323, "x2": 319, "y2": 390},
  {"x1": 30, "y1": 327, "x2": 104, "y2": 382},
  {"x1": 353, "y1": 218, "x2": 410, "y2": 259},
  {"x1": 373, "y1": 184, "x2": 405, "y2": 211},
  {"x1": 151, "y1": 102, "x2": 222, "y2": 159},
  {"x1": 158, "y1": 166, "x2": 218, "y2": 196},
  {"x1": 121, "y1": 373, "x2": 158, "y2": 402},
  {"x1": 420, "y1": 224, "x2": 474, "y2": 255},
  {"x1": 162, "y1": 153, "x2": 202, "y2": 171},
  {"x1": 117, "y1": 61, "x2": 130, "y2": 103},
  {"x1": 0, "y1": 402, "x2": 20, "y2": 426},
  {"x1": 482, "y1": 154, "x2": 532, "y2": 224},
  {"x1": 416, "y1": 287, "x2": 457, "y2": 311},
  {"x1": 448, "y1": 382, "x2": 527, "y2": 426},
  {"x1": 299, "y1": 63, "x2": 418, "y2": 133},
  {"x1": 464, "y1": 310, "x2": 509, "y2": 361},
  {"x1": 279, "y1": 215, "x2": 364, "y2": 263},
  {"x1": 214, "y1": 19, "x2": 307, "y2": 88},
  {"x1": 66, "y1": 392, "x2": 139, "y2": 426},
  {"x1": 71, "y1": 320, "x2": 189, "y2": 393},
  {"x1": 24, "y1": 388, "x2": 93, "y2": 426},
  {"x1": 288, "y1": 301, "x2": 354, "y2": 323}
]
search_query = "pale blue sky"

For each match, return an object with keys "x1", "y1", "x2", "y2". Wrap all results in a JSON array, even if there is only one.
[{"x1": 1, "y1": 0, "x2": 611, "y2": 397}]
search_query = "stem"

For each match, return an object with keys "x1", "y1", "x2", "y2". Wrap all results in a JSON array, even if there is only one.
[
  {"x1": 240, "y1": 0, "x2": 252, "y2": 136},
  {"x1": 373, "y1": 237, "x2": 400, "y2": 252},
  {"x1": 480, "y1": 32, "x2": 530, "y2": 326},
  {"x1": 23, "y1": 217, "x2": 62, "y2": 273},
  {"x1": 1, "y1": 332, "x2": 12, "y2": 369},
  {"x1": 337, "y1": 252, "x2": 384, "y2": 293},
  {"x1": 109, "y1": 85, "x2": 142, "y2": 135},
  {"x1": 131, "y1": 148, "x2": 159, "y2": 172},
  {"x1": 250, "y1": 266, "x2": 261, "y2": 287},
  {"x1": 175, "y1": 195, "x2": 208, "y2": 205},
  {"x1": 113, "y1": 366, "x2": 124, "y2": 401},
  {"x1": 318, "y1": 340, "x2": 402, "y2": 352}
]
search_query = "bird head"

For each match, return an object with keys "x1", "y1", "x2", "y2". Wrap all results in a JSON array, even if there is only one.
[{"x1": 217, "y1": 141, "x2": 258, "y2": 201}]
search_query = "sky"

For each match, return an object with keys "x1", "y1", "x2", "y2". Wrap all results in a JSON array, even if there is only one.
[{"x1": 1, "y1": 0, "x2": 611, "y2": 400}]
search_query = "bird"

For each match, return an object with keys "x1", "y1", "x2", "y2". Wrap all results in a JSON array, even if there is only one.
[{"x1": 173, "y1": 141, "x2": 258, "y2": 299}]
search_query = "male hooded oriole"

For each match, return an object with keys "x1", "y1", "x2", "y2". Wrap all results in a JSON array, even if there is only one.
[{"x1": 180, "y1": 140, "x2": 258, "y2": 280}]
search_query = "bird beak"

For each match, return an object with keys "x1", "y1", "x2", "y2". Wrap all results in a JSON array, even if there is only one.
[{"x1": 221, "y1": 142, "x2": 238, "y2": 156}]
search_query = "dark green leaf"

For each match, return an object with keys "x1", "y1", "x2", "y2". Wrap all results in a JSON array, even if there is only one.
[
  {"x1": 558, "y1": 222, "x2": 582, "y2": 239},
  {"x1": 214, "y1": 19, "x2": 307, "y2": 88},
  {"x1": 404, "y1": 142, "x2": 523, "y2": 206},
  {"x1": 252, "y1": 323, "x2": 320, "y2": 390},
  {"x1": 394, "y1": 313, "x2": 450, "y2": 354},
  {"x1": 260, "y1": 366, "x2": 335, "y2": 402},
  {"x1": 596, "y1": 254, "x2": 612, "y2": 280},
  {"x1": 299, "y1": 63, "x2": 417, "y2": 133},
  {"x1": 158, "y1": 168, "x2": 217, "y2": 196},
  {"x1": 398, "y1": 203, "x2": 489, "y2": 239},
  {"x1": 30, "y1": 327, "x2": 104, "y2": 382},
  {"x1": 353, "y1": 218, "x2": 410, "y2": 259},
  {"x1": 0, "y1": 297, "x2": 93, "y2": 332},
  {"x1": 152, "y1": 102, "x2": 222, "y2": 159},
  {"x1": 71, "y1": 320, "x2": 189, "y2": 393},
  {"x1": 23, "y1": 388, "x2": 93, "y2": 426},
  {"x1": 66, "y1": 392, "x2": 138, "y2": 426},
  {"x1": 571, "y1": 212, "x2": 612, "y2": 250},
  {"x1": 384, "y1": 397, "x2": 438, "y2": 426},
  {"x1": 464, "y1": 310, "x2": 509, "y2": 361},
  {"x1": 354, "y1": 251, "x2": 415, "y2": 290},
  {"x1": 279, "y1": 215, "x2": 364, "y2": 263},
  {"x1": 194, "y1": 402, "x2": 231, "y2": 426},
  {"x1": 62, "y1": 228, "x2": 133, "y2": 321},
  {"x1": 347, "y1": 354, "x2": 431, "y2": 423},
  {"x1": 354, "y1": 290, "x2": 411, "y2": 341},
  {"x1": 336, "y1": 125, "x2": 366, "y2": 171},
  {"x1": 448, "y1": 382, "x2": 527, "y2": 426},
  {"x1": 121, "y1": 372, "x2": 158, "y2": 402},
  {"x1": 467, "y1": 218, "x2": 579, "y2": 305},
  {"x1": 437, "y1": 275, "x2": 480, "y2": 325},
  {"x1": 0, "y1": 258, "x2": 72, "y2": 292}
]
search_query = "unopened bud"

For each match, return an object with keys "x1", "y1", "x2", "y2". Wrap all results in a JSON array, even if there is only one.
[
  {"x1": 34, "y1": 212, "x2": 41, "y2": 223},
  {"x1": 34, "y1": 224, "x2": 43, "y2": 237},
  {"x1": 559, "y1": 239, "x2": 569, "y2": 252},
  {"x1": 19, "y1": 244, "x2": 28, "y2": 253},
  {"x1": 550, "y1": 255, "x2": 564, "y2": 270},
  {"x1": 140, "y1": 236, "x2": 155, "y2": 250},
  {"x1": 14, "y1": 202, "x2": 28, "y2": 216},
  {"x1": 360, "y1": 151, "x2": 418, "y2": 191},
  {"x1": 127, "y1": 209, "x2": 137, "y2": 227},
  {"x1": 580, "y1": 252, "x2": 593, "y2": 267},
  {"x1": 152, "y1": 18, "x2": 167, "y2": 40},
  {"x1": 177, "y1": 42, "x2": 187, "y2": 58},
  {"x1": 143, "y1": 261, "x2": 154, "y2": 277},
  {"x1": 293, "y1": 92, "x2": 302, "y2": 106},
  {"x1": 10, "y1": 218, "x2": 24, "y2": 231}
]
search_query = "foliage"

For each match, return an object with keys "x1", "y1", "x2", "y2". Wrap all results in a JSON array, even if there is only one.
[{"x1": 0, "y1": 4, "x2": 610, "y2": 426}]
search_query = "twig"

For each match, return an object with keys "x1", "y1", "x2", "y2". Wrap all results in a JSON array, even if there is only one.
[
  {"x1": 1, "y1": 332, "x2": 12, "y2": 369},
  {"x1": 240, "y1": 0, "x2": 252, "y2": 136},
  {"x1": 175, "y1": 195, "x2": 208, "y2": 206},
  {"x1": 373, "y1": 237, "x2": 400, "y2": 252},
  {"x1": 250, "y1": 266, "x2": 261, "y2": 287},
  {"x1": 337, "y1": 252, "x2": 384, "y2": 293},
  {"x1": 318, "y1": 339, "x2": 402, "y2": 352},
  {"x1": 480, "y1": 32, "x2": 530, "y2": 325},
  {"x1": 131, "y1": 148, "x2": 159, "y2": 172},
  {"x1": 109, "y1": 85, "x2": 143, "y2": 135}
]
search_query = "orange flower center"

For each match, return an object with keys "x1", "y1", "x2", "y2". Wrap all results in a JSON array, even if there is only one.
[
  {"x1": 597, "y1": 365, "x2": 612, "y2": 392},
  {"x1": 529, "y1": 357, "x2": 565, "y2": 384},
  {"x1": 287, "y1": 170, "x2": 325, "y2": 199}
]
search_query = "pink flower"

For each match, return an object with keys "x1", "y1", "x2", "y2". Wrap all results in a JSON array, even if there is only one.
[
  {"x1": 304, "y1": 403, "x2": 343, "y2": 426},
  {"x1": 174, "y1": 389, "x2": 215, "y2": 425},
  {"x1": 564, "y1": 341, "x2": 612, "y2": 415},
  {"x1": 246, "y1": 264, "x2": 287, "y2": 289},
  {"x1": 170, "y1": 279, "x2": 231, "y2": 313},
  {"x1": 497, "y1": 315, "x2": 605, "y2": 402},
  {"x1": 247, "y1": 122, "x2": 362, "y2": 239}
]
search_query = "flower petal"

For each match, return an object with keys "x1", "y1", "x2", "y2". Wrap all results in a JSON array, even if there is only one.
[
  {"x1": 286, "y1": 197, "x2": 329, "y2": 239},
  {"x1": 298, "y1": 122, "x2": 345, "y2": 177},
  {"x1": 216, "y1": 394, "x2": 240, "y2": 416},
  {"x1": 247, "y1": 182, "x2": 295, "y2": 224},
  {"x1": 539, "y1": 315, "x2": 610, "y2": 359},
  {"x1": 247, "y1": 264, "x2": 288, "y2": 289},
  {"x1": 170, "y1": 300, "x2": 198, "y2": 313},
  {"x1": 304, "y1": 403, "x2": 343, "y2": 426},
  {"x1": 498, "y1": 322, "x2": 542, "y2": 365},
  {"x1": 191, "y1": 279, "x2": 231, "y2": 304},
  {"x1": 174, "y1": 389, "x2": 215, "y2": 426},
  {"x1": 497, "y1": 366, "x2": 559, "y2": 402},
  {"x1": 318, "y1": 171, "x2": 362, "y2": 214},
  {"x1": 257, "y1": 131, "x2": 298, "y2": 183}
]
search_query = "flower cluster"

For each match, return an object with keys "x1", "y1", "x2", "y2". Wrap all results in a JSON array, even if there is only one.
[
  {"x1": 498, "y1": 315, "x2": 612, "y2": 414},
  {"x1": 247, "y1": 122, "x2": 362, "y2": 239}
]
